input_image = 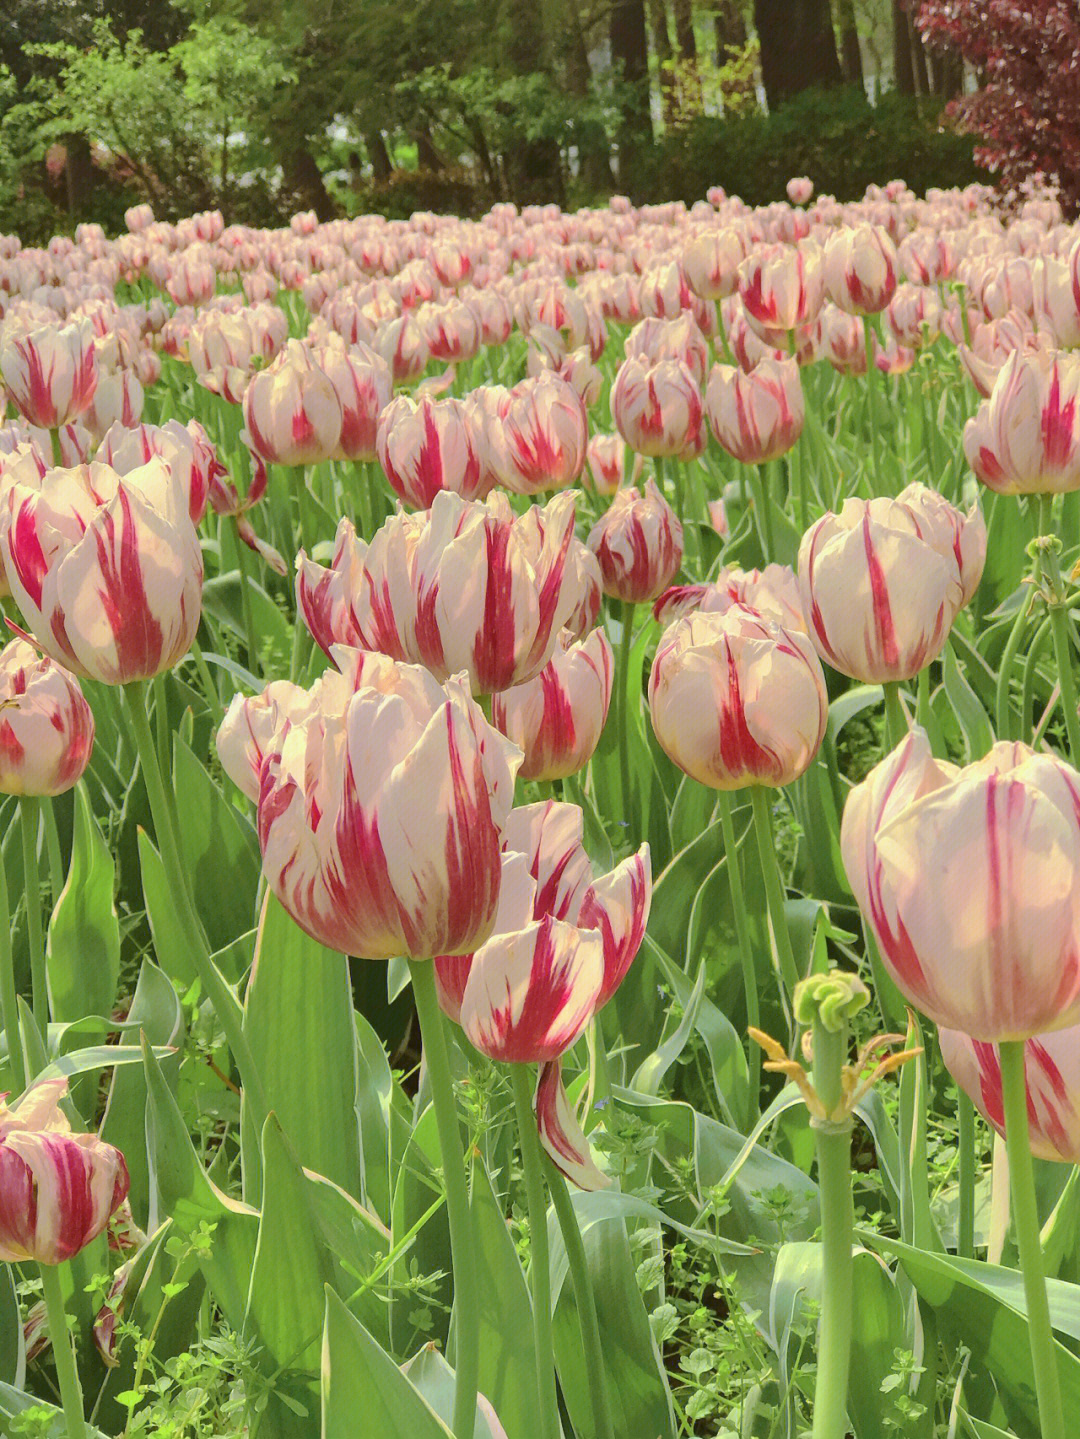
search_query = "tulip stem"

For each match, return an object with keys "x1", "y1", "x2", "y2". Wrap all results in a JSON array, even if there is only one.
[
  {"x1": 717, "y1": 791, "x2": 760, "y2": 1097},
  {"x1": 20, "y1": 797, "x2": 47, "y2": 1041},
  {"x1": 861, "y1": 315, "x2": 881, "y2": 492},
  {"x1": 38, "y1": 1261, "x2": 88, "y2": 1439},
  {"x1": 998, "y1": 1039, "x2": 1067, "y2": 1439},
  {"x1": 544, "y1": 1154, "x2": 617, "y2": 1439},
  {"x1": 809, "y1": 1017, "x2": 855, "y2": 1439},
  {"x1": 0, "y1": 847, "x2": 28, "y2": 1091},
  {"x1": 122, "y1": 682, "x2": 269, "y2": 1133},
  {"x1": 958, "y1": 1090, "x2": 976, "y2": 1259},
  {"x1": 409, "y1": 960, "x2": 480, "y2": 1439},
  {"x1": 995, "y1": 585, "x2": 1037, "y2": 742},
  {"x1": 748, "y1": 786, "x2": 800, "y2": 1015},
  {"x1": 509, "y1": 1064, "x2": 559, "y2": 1439},
  {"x1": 752, "y1": 464, "x2": 775, "y2": 561},
  {"x1": 232, "y1": 525, "x2": 261, "y2": 673},
  {"x1": 1048, "y1": 602, "x2": 1080, "y2": 764},
  {"x1": 48, "y1": 428, "x2": 63, "y2": 470},
  {"x1": 882, "y1": 681, "x2": 908, "y2": 752},
  {"x1": 616, "y1": 601, "x2": 638, "y2": 837}
]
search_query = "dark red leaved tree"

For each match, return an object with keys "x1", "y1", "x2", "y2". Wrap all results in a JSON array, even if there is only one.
[{"x1": 914, "y1": 1, "x2": 1080, "y2": 213}]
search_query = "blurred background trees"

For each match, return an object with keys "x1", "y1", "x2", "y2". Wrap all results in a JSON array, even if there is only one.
[{"x1": 0, "y1": 0, "x2": 1055, "y2": 237}]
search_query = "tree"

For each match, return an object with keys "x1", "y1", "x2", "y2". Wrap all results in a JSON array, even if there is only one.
[
  {"x1": 835, "y1": 0, "x2": 865, "y2": 87},
  {"x1": 610, "y1": 0, "x2": 652, "y2": 176},
  {"x1": 754, "y1": 0, "x2": 844, "y2": 108},
  {"x1": 915, "y1": 0, "x2": 1080, "y2": 212}
]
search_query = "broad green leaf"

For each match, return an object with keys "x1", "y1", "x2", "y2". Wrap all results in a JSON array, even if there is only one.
[
  {"x1": 138, "y1": 829, "x2": 197, "y2": 987},
  {"x1": 0, "y1": 1382, "x2": 110, "y2": 1439},
  {"x1": 0, "y1": 1265, "x2": 23, "y2": 1388},
  {"x1": 173, "y1": 736, "x2": 261, "y2": 952},
  {"x1": 389, "y1": 1102, "x2": 452, "y2": 1354},
  {"x1": 46, "y1": 785, "x2": 120, "y2": 1036},
  {"x1": 402, "y1": 1346, "x2": 511, "y2": 1439},
  {"x1": 942, "y1": 640, "x2": 994, "y2": 761}
]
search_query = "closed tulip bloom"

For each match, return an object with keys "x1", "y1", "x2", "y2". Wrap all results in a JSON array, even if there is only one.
[
  {"x1": 1032, "y1": 258, "x2": 1080, "y2": 349},
  {"x1": 895, "y1": 481, "x2": 986, "y2": 607},
  {"x1": 314, "y1": 338, "x2": 392, "y2": 462},
  {"x1": 963, "y1": 350, "x2": 1080, "y2": 495},
  {"x1": 841, "y1": 731, "x2": 1080, "y2": 1041},
  {"x1": 96, "y1": 418, "x2": 223, "y2": 526},
  {"x1": 242, "y1": 340, "x2": 343, "y2": 466},
  {"x1": 737, "y1": 243, "x2": 824, "y2": 332},
  {"x1": 256, "y1": 652, "x2": 520, "y2": 960},
  {"x1": 798, "y1": 496, "x2": 966, "y2": 682},
  {"x1": 682, "y1": 228, "x2": 748, "y2": 300},
  {"x1": 216, "y1": 678, "x2": 319, "y2": 802},
  {"x1": 653, "y1": 562, "x2": 807, "y2": 632},
  {"x1": 611, "y1": 356, "x2": 704, "y2": 458},
  {"x1": 898, "y1": 230, "x2": 955, "y2": 286},
  {"x1": 585, "y1": 433, "x2": 627, "y2": 495},
  {"x1": 886, "y1": 284, "x2": 942, "y2": 346},
  {"x1": 374, "y1": 313, "x2": 431, "y2": 384},
  {"x1": 377, "y1": 394, "x2": 487, "y2": 508},
  {"x1": 81, "y1": 367, "x2": 144, "y2": 444},
  {"x1": 0, "y1": 1079, "x2": 130, "y2": 1265},
  {"x1": 939, "y1": 1026, "x2": 1080, "y2": 1164},
  {"x1": 0, "y1": 638, "x2": 94, "y2": 796},
  {"x1": 786, "y1": 177, "x2": 813, "y2": 205},
  {"x1": 649, "y1": 605, "x2": 827, "y2": 790},
  {"x1": 487, "y1": 373, "x2": 588, "y2": 494},
  {"x1": 492, "y1": 627, "x2": 613, "y2": 780},
  {"x1": 0, "y1": 459, "x2": 203, "y2": 684},
  {"x1": 624, "y1": 315, "x2": 709, "y2": 387},
  {"x1": 0, "y1": 319, "x2": 98, "y2": 429},
  {"x1": 587, "y1": 479, "x2": 683, "y2": 604},
  {"x1": 822, "y1": 225, "x2": 899, "y2": 314},
  {"x1": 705, "y1": 357, "x2": 804, "y2": 464},
  {"x1": 421, "y1": 299, "x2": 482, "y2": 363}
]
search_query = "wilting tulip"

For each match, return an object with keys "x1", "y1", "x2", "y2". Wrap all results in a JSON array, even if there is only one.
[
  {"x1": 610, "y1": 357, "x2": 704, "y2": 458},
  {"x1": 0, "y1": 319, "x2": 98, "y2": 429},
  {"x1": 939, "y1": 1026, "x2": 1080, "y2": 1164},
  {"x1": 963, "y1": 350, "x2": 1080, "y2": 495},
  {"x1": 822, "y1": 225, "x2": 898, "y2": 314},
  {"x1": 486, "y1": 373, "x2": 588, "y2": 494},
  {"x1": 242, "y1": 339, "x2": 343, "y2": 466},
  {"x1": 587, "y1": 479, "x2": 683, "y2": 604},
  {"x1": 737, "y1": 243, "x2": 824, "y2": 332},
  {"x1": 492, "y1": 627, "x2": 613, "y2": 780},
  {"x1": 254, "y1": 651, "x2": 520, "y2": 959},
  {"x1": 798, "y1": 495, "x2": 968, "y2": 682},
  {"x1": 0, "y1": 1078, "x2": 129, "y2": 1265},
  {"x1": 585, "y1": 433, "x2": 627, "y2": 495},
  {"x1": 841, "y1": 731, "x2": 1080, "y2": 1041},
  {"x1": 705, "y1": 357, "x2": 804, "y2": 464},
  {"x1": 653, "y1": 562, "x2": 807, "y2": 633},
  {"x1": 0, "y1": 460, "x2": 203, "y2": 684},
  {"x1": 0, "y1": 638, "x2": 93, "y2": 796},
  {"x1": 649, "y1": 605, "x2": 827, "y2": 789},
  {"x1": 297, "y1": 490, "x2": 581, "y2": 694},
  {"x1": 376, "y1": 394, "x2": 487, "y2": 507}
]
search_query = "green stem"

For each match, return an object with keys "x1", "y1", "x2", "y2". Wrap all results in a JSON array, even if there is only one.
[
  {"x1": 48, "y1": 428, "x2": 64, "y2": 470},
  {"x1": 189, "y1": 638, "x2": 224, "y2": 729},
  {"x1": 0, "y1": 843, "x2": 28, "y2": 1090},
  {"x1": 232, "y1": 525, "x2": 261, "y2": 674},
  {"x1": 862, "y1": 315, "x2": 881, "y2": 492},
  {"x1": 999, "y1": 1040, "x2": 1066, "y2": 1439},
  {"x1": 916, "y1": 664, "x2": 932, "y2": 736},
  {"x1": 42, "y1": 800, "x2": 63, "y2": 909},
  {"x1": 996, "y1": 585, "x2": 1037, "y2": 743},
  {"x1": 958, "y1": 1091, "x2": 976, "y2": 1260},
  {"x1": 882, "y1": 680, "x2": 908, "y2": 752},
  {"x1": 616, "y1": 602, "x2": 637, "y2": 838},
  {"x1": 789, "y1": 438, "x2": 808, "y2": 531},
  {"x1": 1048, "y1": 601, "x2": 1080, "y2": 764},
  {"x1": 409, "y1": 960, "x2": 480, "y2": 1439},
  {"x1": 509, "y1": 1065, "x2": 559, "y2": 1439},
  {"x1": 748, "y1": 786, "x2": 800, "y2": 1013},
  {"x1": 810, "y1": 1020, "x2": 854, "y2": 1439},
  {"x1": 752, "y1": 464, "x2": 775, "y2": 561},
  {"x1": 20, "y1": 797, "x2": 47, "y2": 1040},
  {"x1": 39, "y1": 1262, "x2": 88, "y2": 1439},
  {"x1": 1021, "y1": 616, "x2": 1053, "y2": 744},
  {"x1": 717, "y1": 792, "x2": 760, "y2": 1096},
  {"x1": 544, "y1": 1156, "x2": 616, "y2": 1439},
  {"x1": 122, "y1": 682, "x2": 268, "y2": 1131}
]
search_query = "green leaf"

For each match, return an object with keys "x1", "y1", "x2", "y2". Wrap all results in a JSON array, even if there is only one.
[
  {"x1": 138, "y1": 829, "x2": 197, "y2": 987},
  {"x1": 321, "y1": 1288, "x2": 453, "y2": 1439},
  {"x1": 45, "y1": 785, "x2": 120, "y2": 1029},
  {"x1": 0, "y1": 1382, "x2": 111, "y2": 1439},
  {"x1": 942, "y1": 640, "x2": 994, "y2": 761},
  {"x1": 402, "y1": 1346, "x2": 511, "y2": 1439},
  {"x1": 173, "y1": 736, "x2": 261, "y2": 952},
  {"x1": 0, "y1": 1265, "x2": 23, "y2": 1389}
]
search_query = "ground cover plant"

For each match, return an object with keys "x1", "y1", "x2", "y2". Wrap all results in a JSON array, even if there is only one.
[{"x1": 0, "y1": 176, "x2": 1079, "y2": 1439}]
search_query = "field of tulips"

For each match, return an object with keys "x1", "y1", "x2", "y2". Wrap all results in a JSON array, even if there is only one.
[{"x1": 1, "y1": 175, "x2": 1080, "y2": 1439}]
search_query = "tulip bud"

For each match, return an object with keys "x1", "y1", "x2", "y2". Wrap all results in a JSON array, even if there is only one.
[
  {"x1": 611, "y1": 356, "x2": 704, "y2": 459},
  {"x1": 682, "y1": 228, "x2": 748, "y2": 301},
  {"x1": 377, "y1": 394, "x2": 487, "y2": 508},
  {"x1": 649, "y1": 605, "x2": 827, "y2": 790},
  {"x1": 0, "y1": 319, "x2": 98, "y2": 429},
  {"x1": 737, "y1": 243, "x2": 824, "y2": 332},
  {"x1": 313, "y1": 338, "x2": 392, "y2": 463},
  {"x1": 0, "y1": 1078, "x2": 130, "y2": 1265},
  {"x1": 786, "y1": 177, "x2": 813, "y2": 206},
  {"x1": 842, "y1": 731, "x2": 1080, "y2": 1041},
  {"x1": 492, "y1": 627, "x2": 613, "y2": 780},
  {"x1": 587, "y1": 479, "x2": 683, "y2": 604},
  {"x1": 705, "y1": 357, "x2": 804, "y2": 464},
  {"x1": 585, "y1": 433, "x2": 627, "y2": 495},
  {"x1": 963, "y1": 350, "x2": 1080, "y2": 495},
  {"x1": 822, "y1": 224, "x2": 898, "y2": 314},
  {"x1": 242, "y1": 340, "x2": 343, "y2": 466},
  {"x1": 486, "y1": 374, "x2": 588, "y2": 495},
  {"x1": 0, "y1": 639, "x2": 94, "y2": 796}
]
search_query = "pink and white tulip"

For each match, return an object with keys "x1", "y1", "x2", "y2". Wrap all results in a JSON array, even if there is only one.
[
  {"x1": 587, "y1": 479, "x2": 683, "y2": 604},
  {"x1": 0, "y1": 638, "x2": 94, "y2": 796},
  {"x1": 0, "y1": 319, "x2": 98, "y2": 429},
  {"x1": 492, "y1": 627, "x2": 613, "y2": 780},
  {"x1": 705, "y1": 357, "x2": 804, "y2": 464}
]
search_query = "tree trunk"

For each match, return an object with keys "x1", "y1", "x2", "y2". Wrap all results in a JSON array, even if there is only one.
[
  {"x1": 62, "y1": 133, "x2": 95, "y2": 216},
  {"x1": 892, "y1": 0, "x2": 916, "y2": 95},
  {"x1": 673, "y1": 0, "x2": 703, "y2": 117},
  {"x1": 284, "y1": 147, "x2": 335, "y2": 219},
  {"x1": 648, "y1": 0, "x2": 678, "y2": 128},
  {"x1": 365, "y1": 130, "x2": 393, "y2": 184},
  {"x1": 908, "y1": 9, "x2": 930, "y2": 96},
  {"x1": 610, "y1": 0, "x2": 653, "y2": 180},
  {"x1": 498, "y1": 0, "x2": 565, "y2": 204},
  {"x1": 754, "y1": 0, "x2": 844, "y2": 109},
  {"x1": 564, "y1": 0, "x2": 614, "y2": 189},
  {"x1": 835, "y1": 0, "x2": 864, "y2": 89},
  {"x1": 714, "y1": 0, "x2": 747, "y2": 54}
]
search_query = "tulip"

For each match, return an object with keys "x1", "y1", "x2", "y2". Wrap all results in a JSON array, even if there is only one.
[
  {"x1": 586, "y1": 479, "x2": 683, "y2": 605},
  {"x1": 737, "y1": 243, "x2": 824, "y2": 332},
  {"x1": 648, "y1": 605, "x2": 827, "y2": 791},
  {"x1": 486, "y1": 373, "x2": 588, "y2": 495},
  {"x1": 0, "y1": 319, "x2": 98, "y2": 430},
  {"x1": 82, "y1": 367, "x2": 144, "y2": 443},
  {"x1": 313, "y1": 338, "x2": 392, "y2": 463},
  {"x1": 894, "y1": 481, "x2": 987, "y2": 607},
  {"x1": 0, "y1": 1078, "x2": 130, "y2": 1264},
  {"x1": 376, "y1": 394, "x2": 488, "y2": 508},
  {"x1": 374, "y1": 313, "x2": 431, "y2": 383},
  {"x1": 797, "y1": 495, "x2": 967, "y2": 683},
  {"x1": 0, "y1": 638, "x2": 94, "y2": 796},
  {"x1": 842, "y1": 731, "x2": 1080, "y2": 1041},
  {"x1": 492, "y1": 627, "x2": 613, "y2": 780},
  {"x1": 254, "y1": 650, "x2": 520, "y2": 960},
  {"x1": 585, "y1": 433, "x2": 627, "y2": 495},
  {"x1": 786, "y1": 177, "x2": 813, "y2": 205},
  {"x1": 624, "y1": 314, "x2": 709, "y2": 386},
  {"x1": 242, "y1": 339, "x2": 343, "y2": 466},
  {"x1": 822, "y1": 225, "x2": 899, "y2": 314},
  {"x1": 682, "y1": 228, "x2": 748, "y2": 300},
  {"x1": 421, "y1": 299, "x2": 482, "y2": 363},
  {"x1": 0, "y1": 460, "x2": 203, "y2": 685},
  {"x1": 216, "y1": 677, "x2": 319, "y2": 802},
  {"x1": 939, "y1": 1025, "x2": 1080, "y2": 1165},
  {"x1": 705, "y1": 357, "x2": 804, "y2": 464},
  {"x1": 610, "y1": 357, "x2": 704, "y2": 459},
  {"x1": 963, "y1": 350, "x2": 1080, "y2": 495},
  {"x1": 96, "y1": 417, "x2": 223, "y2": 526},
  {"x1": 653, "y1": 562, "x2": 807, "y2": 633}
]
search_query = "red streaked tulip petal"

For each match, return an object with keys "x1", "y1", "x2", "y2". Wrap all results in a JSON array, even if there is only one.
[{"x1": 536, "y1": 1059, "x2": 610, "y2": 1191}]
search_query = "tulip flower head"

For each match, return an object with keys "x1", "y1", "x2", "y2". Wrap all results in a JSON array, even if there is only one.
[
  {"x1": 0, "y1": 318, "x2": 98, "y2": 430},
  {"x1": 587, "y1": 479, "x2": 683, "y2": 604},
  {"x1": 610, "y1": 356, "x2": 704, "y2": 459},
  {"x1": 242, "y1": 339, "x2": 343, "y2": 466},
  {"x1": 963, "y1": 349, "x2": 1080, "y2": 495},
  {"x1": 0, "y1": 637, "x2": 94, "y2": 796},
  {"x1": 376, "y1": 394, "x2": 487, "y2": 508},
  {"x1": 822, "y1": 224, "x2": 899, "y2": 315},
  {"x1": 705, "y1": 357, "x2": 804, "y2": 464},
  {"x1": 492, "y1": 626, "x2": 613, "y2": 780}
]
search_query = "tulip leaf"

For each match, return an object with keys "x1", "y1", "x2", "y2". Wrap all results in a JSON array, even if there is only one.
[
  {"x1": 942, "y1": 640, "x2": 995, "y2": 761},
  {"x1": 321, "y1": 1287, "x2": 453, "y2": 1439},
  {"x1": 0, "y1": 1382, "x2": 111, "y2": 1439},
  {"x1": 45, "y1": 784, "x2": 120, "y2": 1033},
  {"x1": 401, "y1": 1346, "x2": 511, "y2": 1439},
  {"x1": 138, "y1": 829, "x2": 198, "y2": 988},
  {"x1": 203, "y1": 572, "x2": 291, "y2": 658},
  {"x1": 389, "y1": 1101, "x2": 452, "y2": 1353},
  {"x1": 959, "y1": 1413, "x2": 1017, "y2": 1439},
  {"x1": 827, "y1": 684, "x2": 884, "y2": 745},
  {"x1": 0, "y1": 1266, "x2": 23, "y2": 1389},
  {"x1": 242, "y1": 893, "x2": 362, "y2": 1200}
]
